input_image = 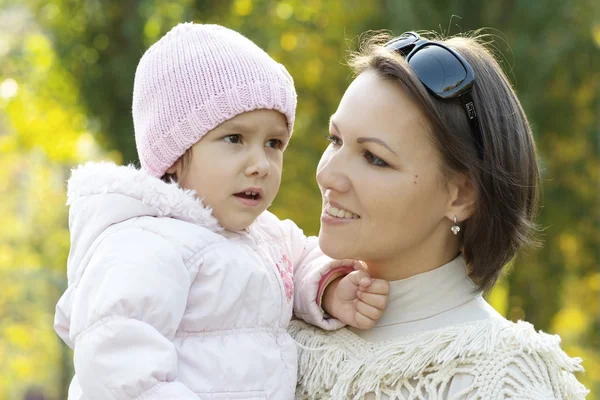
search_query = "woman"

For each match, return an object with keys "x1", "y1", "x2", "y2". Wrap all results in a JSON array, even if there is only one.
[{"x1": 290, "y1": 31, "x2": 588, "y2": 399}]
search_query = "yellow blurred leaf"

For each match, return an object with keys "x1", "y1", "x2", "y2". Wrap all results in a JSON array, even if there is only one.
[
  {"x1": 592, "y1": 24, "x2": 600, "y2": 48},
  {"x1": 281, "y1": 32, "x2": 297, "y2": 51},
  {"x1": 551, "y1": 306, "x2": 589, "y2": 338},
  {"x1": 4, "y1": 325, "x2": 32, "y2": 349},
  {"x1": 233, "y1": 0, "x2": 253, "y2": 16},
  {"x1": 11, "y1": 356, "x2": 34, "y2": 380},
  {"x1": 487, "y1": 280, "x2": 509, "y2": 317},
  {"x1": 276, "y1": 2, "x2": 294, "y2": 19}
]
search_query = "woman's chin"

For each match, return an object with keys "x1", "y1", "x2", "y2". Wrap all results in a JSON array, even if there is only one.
[{"x1": 318, "y1": 233, "x2": 355, "y2": 260}]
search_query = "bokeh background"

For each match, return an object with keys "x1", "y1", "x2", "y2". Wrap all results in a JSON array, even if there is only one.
[{"x1": 0, "y1": 0, "x2": 598, "y2": 399}]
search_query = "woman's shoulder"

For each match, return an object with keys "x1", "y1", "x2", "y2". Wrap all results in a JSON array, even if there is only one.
[
  {"x1": 460, "y1": 319, "x2": 588, "y2": 399},
  {"x1": 289, "y1": 318, "x2": 588, "y2": 399}
]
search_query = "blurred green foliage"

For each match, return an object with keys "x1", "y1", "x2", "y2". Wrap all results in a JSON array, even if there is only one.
[{"x1": 0, "y1": 0, "x2": 597, "y2": 398}]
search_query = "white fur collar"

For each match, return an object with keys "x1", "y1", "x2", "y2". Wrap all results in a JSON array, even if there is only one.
[{"x1": 67, "y1": 161, "x2": 222, "y2": 231}]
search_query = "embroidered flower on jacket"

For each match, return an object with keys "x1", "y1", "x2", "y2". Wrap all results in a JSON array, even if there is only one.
[{"x1": 276, "y1": 254, "x2": 294, "y2": 302}]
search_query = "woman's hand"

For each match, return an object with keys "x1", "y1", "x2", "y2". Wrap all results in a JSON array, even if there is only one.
[{"x1": 322, "y1": 260, "x2": 389, "y2": 329}]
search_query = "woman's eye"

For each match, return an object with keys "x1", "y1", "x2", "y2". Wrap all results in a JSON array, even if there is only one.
[
  {"x1": 324, "y1": 133, "x2": 342, "y2": 146},
  {"x1": 266, "y1": 139, "x2": 284, "y2": 150},
  {"x1": 364, "y1": 150, "x2": 388, "y2": 167},
  {"x1": 224, "y1": 134, "x2": 242, "y2": 144}
]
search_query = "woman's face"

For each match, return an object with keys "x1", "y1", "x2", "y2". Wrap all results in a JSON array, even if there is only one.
[{"x1": 317, "y1": 70, "x2": 461, "y2": 280}]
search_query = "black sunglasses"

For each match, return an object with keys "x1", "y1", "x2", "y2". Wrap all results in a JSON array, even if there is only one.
[{"x1": 385, "y1": 32, "x2": 484, "y2": 158}]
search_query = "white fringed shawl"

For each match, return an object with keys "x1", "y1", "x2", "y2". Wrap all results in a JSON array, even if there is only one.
[{"x1": 289, "y1": 318, "x2": 588, "y2": 399}]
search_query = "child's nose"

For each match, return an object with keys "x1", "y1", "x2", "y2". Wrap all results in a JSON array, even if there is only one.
[{"x1": 245, "y1": 149, "x2": 270, "y2": 177}]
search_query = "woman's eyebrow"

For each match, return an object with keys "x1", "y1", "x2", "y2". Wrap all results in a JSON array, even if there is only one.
[
  {"x1": 356, "y1": 137, "x2": 397, "y2": 156},
  {"x1": 331, "y1": 119, "x2": 397, "y2": 156}
]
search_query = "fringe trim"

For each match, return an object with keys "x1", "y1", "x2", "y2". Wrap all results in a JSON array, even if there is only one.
[
  {"x1": 67, "y1": 161, "x2": 222, "y2": 231},
  {"x1": 289, "y1": 318, "x2": 589, "y2": 399}
]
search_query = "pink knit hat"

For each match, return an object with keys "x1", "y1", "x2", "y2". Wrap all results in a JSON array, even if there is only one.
[{"x1": 132, "y1": 23, "x2": 297, "y2": 177}]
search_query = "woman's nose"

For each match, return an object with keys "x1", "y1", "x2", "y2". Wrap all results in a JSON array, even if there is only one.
[{"x1": 316, "y1": 148, "x2": 351, "y2": 194}]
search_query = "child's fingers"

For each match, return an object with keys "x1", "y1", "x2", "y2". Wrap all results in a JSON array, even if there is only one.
[
  {"x1": 356, "y1": 302, "x2": 382, "y2": 325},
  {"x1": 362, "y1": 279, "x2": 389, "y2": 295},
  {"x1": 351, "y1": 260, "x2": 369, "y2": 273},
  {"x1": 354, "y1": 310, "x2": 377, "y2": 329},
  {"x1": 357, "y1": 291, "x2": 388, "y2": 310},
  {"x1": 332, "y1": 259, "x2": 368, "y2": 273},
  {"x1": 333, "y1": 259, "x2": 359, "y2": 268},
  {"x1": 348, "y1": 270, "x2": 372, "y2": 287}
]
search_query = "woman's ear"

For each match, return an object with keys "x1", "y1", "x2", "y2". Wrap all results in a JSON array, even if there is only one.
[{"x1": 446, "y1": 173, "x2": 476, "y2": 222}]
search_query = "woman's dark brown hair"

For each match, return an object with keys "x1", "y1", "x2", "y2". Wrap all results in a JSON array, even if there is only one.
[{"x1": 348, "y1": 31, "x2": 541, "y2": 292}]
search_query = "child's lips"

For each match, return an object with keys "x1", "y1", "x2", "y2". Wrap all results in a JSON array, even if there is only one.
[
  {"x1": 233, "y1": 190, "x2": 262, "y2": 200},
  {"x1": 232, "y1": 187, "x2": 264, "y2": 206},
  {"x1": 236, "y1": 187, "x2": 263, "y2": 197},
  {"x1": 233, "y1": 192, "x2": 262, "y2": 206}
]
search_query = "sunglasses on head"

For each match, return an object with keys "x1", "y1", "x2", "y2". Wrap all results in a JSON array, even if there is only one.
[{"x1": 385, "y1": 32, "x2": 484, "y2": 158}]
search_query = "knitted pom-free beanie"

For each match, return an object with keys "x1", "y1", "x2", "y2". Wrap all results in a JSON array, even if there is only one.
[{"x1": 132, "y1": 23, "x2": 297, "y2": 177}]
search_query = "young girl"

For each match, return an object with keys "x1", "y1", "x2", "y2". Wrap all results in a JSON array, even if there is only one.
[{"x1": 53, "y1": 23, "x2": 389, "y2": 399}]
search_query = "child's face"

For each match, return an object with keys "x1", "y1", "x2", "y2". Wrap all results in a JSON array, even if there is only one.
[{"x1": 170, "y1": 109, "x2": 290, "y2": 231}]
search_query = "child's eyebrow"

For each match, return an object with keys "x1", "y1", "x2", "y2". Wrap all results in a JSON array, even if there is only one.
[
  {"x1": 219, "y1": 120, "x2": 245, "y2": 131},
  {"x1": 272, "y1": 126, "x2": 290, "y2": 137}
]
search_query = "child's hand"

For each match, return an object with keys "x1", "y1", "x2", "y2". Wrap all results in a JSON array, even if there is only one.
[{"x1": 322, "y1": 260, "x2": 389, "y2": 329}]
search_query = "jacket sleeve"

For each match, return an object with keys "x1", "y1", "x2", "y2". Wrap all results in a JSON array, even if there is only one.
[
  {"x1": 281, "y1": 219, "x2": 346, "y2": 330},
  {"x1": 68, "y1": 228, "x2": 199, "y2": 399}
]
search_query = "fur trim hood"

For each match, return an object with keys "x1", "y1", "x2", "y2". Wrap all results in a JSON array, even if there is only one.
[
  {"x1": 64, "y1": 162, "x2": 222, "y2": 283},
  {"x1": 67, "y1": 161, "x2": 221, "y2": 229}
]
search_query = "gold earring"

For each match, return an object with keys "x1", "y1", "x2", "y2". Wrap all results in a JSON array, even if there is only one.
[{"x1": 451, "y1": 215, "x2": 460, "y2": 235}]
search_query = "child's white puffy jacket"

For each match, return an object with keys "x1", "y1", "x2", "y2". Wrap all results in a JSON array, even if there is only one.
[{"x1": 54, "y1": 162, "x2": 342, "y2": 399}]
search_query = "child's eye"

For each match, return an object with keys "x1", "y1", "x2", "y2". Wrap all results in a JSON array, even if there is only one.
[
  {"x1": 224, "y1": 134, "x2": 242, "y2": 144},
  {"x1": 266, "y1": 139, "x2": 284, "y2": 150},
  {"x1": 324, "y1": 133, "x2": 342, "y2": 146},
  {"x1": 363, "y1": 150, "x2": 388, "y2": 167}
]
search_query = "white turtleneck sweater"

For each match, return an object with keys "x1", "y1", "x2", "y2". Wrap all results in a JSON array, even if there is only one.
[{"x1": 290, "y1": 256, "x2": 588, "y2": 399}]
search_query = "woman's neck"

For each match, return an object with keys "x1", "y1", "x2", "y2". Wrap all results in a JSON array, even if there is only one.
[
  {"x1": 365, "y1": 233, "x2": 461, "y2": 281},
  {"x1": 349, "y1": 255, "x2": 491, "y2": 341}
]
